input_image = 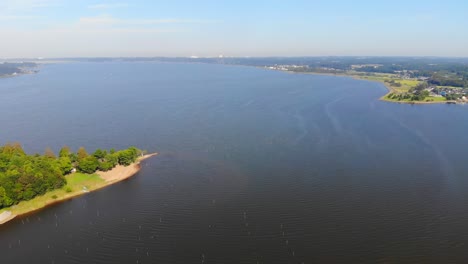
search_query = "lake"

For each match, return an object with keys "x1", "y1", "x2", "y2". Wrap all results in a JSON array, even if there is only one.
[{"x1": 1, "y1": 62, "x2": 468, "y2": 263}]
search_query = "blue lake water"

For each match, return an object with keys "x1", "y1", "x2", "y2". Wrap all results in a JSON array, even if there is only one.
[{"x1": 1, "y1": 62, "x2": 468, "y2": 263}]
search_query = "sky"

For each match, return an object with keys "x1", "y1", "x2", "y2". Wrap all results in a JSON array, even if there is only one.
[{"x1": 1, "y1": 0, "x2": 468, "y2": 58}]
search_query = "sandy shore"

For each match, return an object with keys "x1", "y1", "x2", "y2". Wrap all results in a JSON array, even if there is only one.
[
  {"x1": 0, "y1": 153, "x2": 157, "y2": 225},
  {"x1": 97, "y1": 153, "x2": 157, "y2": 183},
  {"x1": 0, "y1": 211, "x2": 14, "y2": 225}
]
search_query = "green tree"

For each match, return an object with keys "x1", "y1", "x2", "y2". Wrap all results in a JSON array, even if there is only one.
[
  {"x1": 59, "y1": 146, "x2": 71, "y2": 158},
  {"x1": 422, "y1": 90, "x2": 430, "y2": 98},
  {"x1": 0, "y1": 143, "x2": 144, "y2": 209},
  {"x1": 58, "y1": 156, "x2": 73, "y2": 175},
  {"x1": 77, "y1": 156, "x2": 99, "y2": 174},
  {"x1": 117, "y1": 147, "x2": 139, "y2": 166},
  {"x1": 98, "y1": 162, "x2": 114, "y2": 171},
  {"x1": 93, "y1": 149, "x2": 106, "y2": 160},
  {"x1": 77, "y1": 147, "x2": 88, "y2": 160},
  {"x1": 0, "y1": 186, "x2": 13, "y2": 207},
  {"x1": 105, "y1": 153, "x2": 118, "y2": 168},
  {"x1": 44, "y1": 147, "x2": 56, "y2": 159}
]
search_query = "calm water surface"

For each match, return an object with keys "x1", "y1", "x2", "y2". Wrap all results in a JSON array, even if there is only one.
[{"x1": 1, "y1": 62, "x2": 468, "y2": 263}]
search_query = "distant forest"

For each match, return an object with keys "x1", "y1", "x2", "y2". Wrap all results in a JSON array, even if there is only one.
[{"x1": 0, "y1": 143, "x2": 142, "y2": 209}]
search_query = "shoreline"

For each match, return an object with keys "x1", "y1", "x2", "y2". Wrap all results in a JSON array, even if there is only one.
[
  {"x1": 0, "y1": 153, "x2": 157, "y2": 225},
  {"x1": 263, "y1": 68, "x2": 461, "y2": 105},
  {"x1": 0, "y1": 70, "x2": 38, "y2": 79}
]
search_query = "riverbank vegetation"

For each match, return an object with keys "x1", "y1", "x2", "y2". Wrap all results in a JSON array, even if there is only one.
[
  {"x1": 290, "y1": 69, "x2": 465, "y2": 103},
  {"x1": 0, "y1": 143, "x2": 143, "y2": 209},
  {"x1": 213, "y1": 56, "x2": 468, "y2": 104},
  {"x1": 0, "y1": 172, "x2": 105, "y2": 220}
]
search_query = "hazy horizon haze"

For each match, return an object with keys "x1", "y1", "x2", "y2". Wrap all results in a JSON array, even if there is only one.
[{"x1": 1, "y1": 0, "x2": 468, "y2": 58}]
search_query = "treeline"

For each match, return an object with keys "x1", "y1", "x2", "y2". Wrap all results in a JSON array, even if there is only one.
[
  {"x1": 355, "y1": 65, "x2": 403, "y2": 74},
  {"x1": 387, "y1": 91, "x2": 430, "y2": 101},
  {"x1": 71, "y1": 146, "x2": 141, "y2": 173},
  {"x1": 0, "y1": 143, "x2": 142, "y2": 208},
  {"x1": 388, "y1": 82, "x2": 430, "y2": 101},
  {"x1": 428, "y1": 72, "x2": 467, "y2": 88},
  {"x1": 385, "y1": 79, "x2": 402, "y2": 87},
  {"x1": 223, "y1": 57, "x2": 468, "y2": 88}
]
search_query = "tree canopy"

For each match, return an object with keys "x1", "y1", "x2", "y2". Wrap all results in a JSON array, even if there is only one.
[{"x1": 0, "y1": 143, "x2": 142, "y2": 209}]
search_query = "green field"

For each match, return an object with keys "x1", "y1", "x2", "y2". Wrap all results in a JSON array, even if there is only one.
[
  {"x1": 306, "y1": 70, "x2": 455, "y2": 104},
  {"x1": 65, "y1": 173, "x2": 105, "y2": 188},
  {"x1": 353, "y1": 74, "x2": 420, "y2": 93},
  {"x1": 425, "y1": 96, "x2": 447, "y2": 102},
  {"x1": 347, "y1": 72, "x2": 453, "y2": 103}
]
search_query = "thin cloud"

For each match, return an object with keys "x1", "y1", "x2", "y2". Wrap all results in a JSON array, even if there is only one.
[
  {"x1": 0, "y1": 26, "x2": 183, "y2": 58},
  {"x1": 0, "y1": 0, "x2": 58, "y2": 11},
  {"x1": 78, "y1": 14, "x2": 118, "y2": 26},
  {"x1": 88, "y1": 3, "x2": 128, "y2": 10},
  {"x1": 0, "y1": 15, "x2": 44, "y2": 20},
  {"x1": 0, "y1": 0, "x2": 58, "y2": 22},
  {"x1": 78, "y1": 14, "x2": 214, "y2": 27}
]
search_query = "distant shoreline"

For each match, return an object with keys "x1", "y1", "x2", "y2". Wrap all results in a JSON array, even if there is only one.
[
  {"x1": 260, "y1": 67, "x2": 461, "y2": 105},
  {"x1": 0, "y1": 69, "x2": 38, "y2": 79},
  {"x1": 2, "y1": 61, "x2": 460, "y2": 105},
  {"x1": 0, "y1": 153, "x2": 157, "y2": 225}
]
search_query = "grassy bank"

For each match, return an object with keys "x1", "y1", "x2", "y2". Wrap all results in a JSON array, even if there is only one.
[
  {"x1": 277, "y1": 68, "x2": 459, "y2": 104},
  {"x1": 381, "y1": 93, "x2": 449, "y2": 103},
  {"x1": 0, "y1": 173, "x2": 105, "y2": 223},
  {"x1": 307, "y1": 71, "x2": 452, "y2": 104},
  {"x1": 0, "y1": 153, "x2": 157, "y2": 225}
]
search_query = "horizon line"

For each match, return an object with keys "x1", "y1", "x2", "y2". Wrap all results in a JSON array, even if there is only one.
[{"x1": 2, "y1": 55, "x2": 468, "y2": 60}]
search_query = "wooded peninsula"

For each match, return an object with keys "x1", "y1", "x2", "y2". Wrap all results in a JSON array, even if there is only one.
[{"x1": 0, "y1": 143, "x2": 156, "y2": 224}]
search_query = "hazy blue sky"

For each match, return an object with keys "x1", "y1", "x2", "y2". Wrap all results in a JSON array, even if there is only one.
[{"x1": 1, "y1": 0, "x2": 468, "y2": 58}]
